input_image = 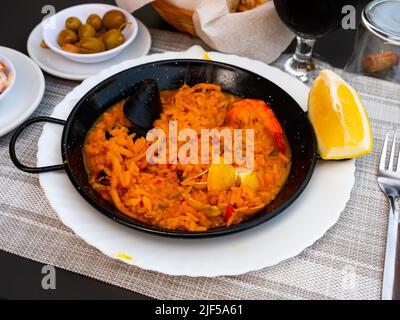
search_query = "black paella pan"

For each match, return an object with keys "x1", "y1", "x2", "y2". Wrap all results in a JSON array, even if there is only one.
[{"x1": 9, "y1": 59, "x2": 317, "y2": 238}]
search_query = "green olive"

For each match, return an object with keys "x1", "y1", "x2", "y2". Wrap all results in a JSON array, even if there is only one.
[
  {"x1": 102, "y1": 10, "x2": 126, "y2": 30},
  {"x1": 86, "y1": 14, "x2": 103, "y2": 31},
  {"x1": 78, "y1": 37, "x2": 105, "y2": 54},
  {"x1": 96, "y1": 30, "x2": 106, "y2": 42},
  {"x1": 103, "y1": 29, "x2": 125, "y2": 50},
  {"x1": 61, "y1": 43, "x2": 80, "y2": 54},
  {"x1": 57, "y1": 29, "x2": 78, "y2": 47},
  {"x1": 65, "y1": 17, "x2": 82, "y2": 32},
  {"x1": 78, "y1": 24, "x2": 96, "y2": 40}
]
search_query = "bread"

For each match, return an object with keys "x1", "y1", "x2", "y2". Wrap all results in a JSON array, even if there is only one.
[{"x1": 237, "y1": 0, "x2": 268, "y2": 12}]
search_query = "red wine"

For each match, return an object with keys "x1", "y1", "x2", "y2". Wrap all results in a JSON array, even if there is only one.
[{"x1": 274, "y1": 0, "x2": 353, "y2": 39}]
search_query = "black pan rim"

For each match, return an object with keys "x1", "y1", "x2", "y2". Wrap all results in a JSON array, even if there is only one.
[{"x1": 61, "y1": 59, "x2": 318, "y2": 238}]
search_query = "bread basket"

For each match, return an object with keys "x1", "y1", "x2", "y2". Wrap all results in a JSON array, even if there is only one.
[{"x1": 151, "y1": 0, "x2": 197, "y2": 35}]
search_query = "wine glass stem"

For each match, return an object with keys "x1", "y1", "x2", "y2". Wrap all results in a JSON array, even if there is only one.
[{"x1": 292, "y1": 36, "x2": 316, "y2": 69}]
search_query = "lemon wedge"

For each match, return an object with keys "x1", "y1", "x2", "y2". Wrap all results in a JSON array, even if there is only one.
[
  {"x1": 238, "y1": 172, "x2": 259, "y2": 190},
  {"x1": 208, "y1": 162, "x2": 237, "y2": 192},
  {"x1": 308, "y1": 70, "x2": 373, "y2": 160}
]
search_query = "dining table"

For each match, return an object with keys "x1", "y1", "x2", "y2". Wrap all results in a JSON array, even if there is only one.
[{"x1": 1, "y1": 0, "x2": 395, "y2": 300}]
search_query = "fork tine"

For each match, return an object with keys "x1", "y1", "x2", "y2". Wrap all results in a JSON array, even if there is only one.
[
  {"x1": 388, "y1": 132, "x2": 397, "y2": 171},
  {"x1": 396, "y1": 132, "x2": 400, "y2": 172},
  {"x1": 380, "y1": 132, "x2": 390, "y2": 171}
]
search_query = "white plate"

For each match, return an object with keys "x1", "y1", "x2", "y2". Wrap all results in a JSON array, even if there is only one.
[
  {"x1": 37, "y1": 48, "x2": 355, "y2": 277},
  {"x1": 27, "y1": 19, "x2": 151, "y2": 81},
  {"x1": 0, "y1": 47, "x2": 45, "y2": 137}
]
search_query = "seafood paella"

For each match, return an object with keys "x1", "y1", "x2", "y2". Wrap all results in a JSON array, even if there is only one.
[{"x1": 84, "y1": 82, "x2": 291, "y2": 232}]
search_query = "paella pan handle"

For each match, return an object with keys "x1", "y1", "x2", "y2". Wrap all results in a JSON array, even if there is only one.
[{"x1": 9, "y1": 117, "x2": 66, "y2": 174}]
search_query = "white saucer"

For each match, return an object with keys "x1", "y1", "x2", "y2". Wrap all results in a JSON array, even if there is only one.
[
  {"x1": 27, "y1": 20, "x2": 151, "y2": 81},
  {"x1": 0, "y1": 47, "x2": 45, "y2": 137},
  {"x1": 38, "y1": 48, "x2": 356, "y2": 277}
]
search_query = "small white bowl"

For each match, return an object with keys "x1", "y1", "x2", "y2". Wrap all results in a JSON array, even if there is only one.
[
  {"x1": 0, "y1": 54, "x2": 16, "y2": 102},
  {"x1": 42, "y1": 4, "x2": 138, "y2": 64}
]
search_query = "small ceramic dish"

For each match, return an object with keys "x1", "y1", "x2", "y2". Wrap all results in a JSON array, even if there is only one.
[
  {"x1": 0, "y1": 46, "x2": 44, "y2": 137},
  {"x1": 0, "y1": 54, "x2": 16, "y2": 102},
  {"x1": 42, "y1": 3, "x2": 138, "y2": 64},
  {"x1": 28, "y1": 20, "x2": 151, "y2": 81}
]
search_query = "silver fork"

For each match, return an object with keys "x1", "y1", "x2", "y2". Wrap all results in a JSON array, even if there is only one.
[{"x1": 378, "y1": 131, "x2": 400, "y2": 300}]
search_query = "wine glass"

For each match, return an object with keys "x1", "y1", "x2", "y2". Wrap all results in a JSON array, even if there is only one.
[{"x1": 273, "y1": 0, "x2": 354, "y2": 82}]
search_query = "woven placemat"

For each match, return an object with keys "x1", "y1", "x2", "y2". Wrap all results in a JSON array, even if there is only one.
[{"x1": 1, "y1": 28, "x2": 399, "y2": 300}]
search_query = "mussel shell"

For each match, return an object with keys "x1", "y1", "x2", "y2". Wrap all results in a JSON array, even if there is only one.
[
  {"x1": 127, "y1": 126, "x2": 149, "y2": 140},
  {"x1": 123, "y1": 79, "x2": 162, "y2": 130}
]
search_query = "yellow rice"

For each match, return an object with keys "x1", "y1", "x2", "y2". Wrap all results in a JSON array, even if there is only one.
[{"x1": 84, "y1": 83, "x2": 291, "y2": 232}]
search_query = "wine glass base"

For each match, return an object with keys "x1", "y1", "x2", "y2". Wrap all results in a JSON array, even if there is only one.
[{"x1": 284, "y1": 57, "x2": 316, "y2": 84}]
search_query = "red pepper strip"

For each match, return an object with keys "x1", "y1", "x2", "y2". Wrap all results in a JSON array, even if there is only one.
[{"x1": 224, "y1": 205, "x2": 234, "y2": 222}]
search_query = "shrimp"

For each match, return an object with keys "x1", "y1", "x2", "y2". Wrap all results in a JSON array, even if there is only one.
[{"x1": 225, "y1": 99, "x2": 287, "y2": 154}]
